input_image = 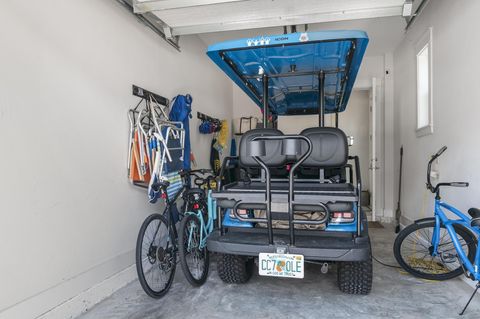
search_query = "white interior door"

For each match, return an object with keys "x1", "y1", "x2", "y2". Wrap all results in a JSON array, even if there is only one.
[{"x1": 368, "y1": 78, "x2": 377, "y2": 221}]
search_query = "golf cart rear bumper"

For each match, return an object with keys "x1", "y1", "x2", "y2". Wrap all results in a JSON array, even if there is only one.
[{"x1": 207, "y1": 229, "x2": 371, "y2": 261}]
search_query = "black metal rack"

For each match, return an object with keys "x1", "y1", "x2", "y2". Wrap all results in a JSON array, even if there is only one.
[
  {"x1": 197, "y1": 111, "x2": 220, "y2": 124},
  {"x1": 132, "y1": 84, "x2": 169, "y2": 106}
]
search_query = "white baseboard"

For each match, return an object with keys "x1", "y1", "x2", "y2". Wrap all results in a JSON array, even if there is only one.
[
  {"x1": 0, "y1": 250, "x2": 136, "y2": 319},
  {"x1": 38, "y1": 264, "x2": 137, "y2": 319},
  {"x1": 382, "y1": 208, "x2": 394, "y2": 219},
  {"x1": 380, "y1": 216, "x2": 394, "y2": 223}
]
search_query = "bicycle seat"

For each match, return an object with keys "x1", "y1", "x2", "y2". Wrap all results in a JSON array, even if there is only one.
[
  {"x1": 468, "y1": 208, "x2": 480, "y2": 218},
  {"x1": 468, "y1": 208, "x2": 480, "y2": 227}
]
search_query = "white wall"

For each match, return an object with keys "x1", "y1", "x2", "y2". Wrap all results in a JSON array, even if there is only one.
[
  {"x1": 341, "y1": 91, "x2": 370, "y2": 191},
  {"x1": 0, "y1": 1, "x2": 232, "y2": 318},
  {"x1": 394, "y1": 0, "x2": 480, "y2": 224},
  {"x1": 232, "y1": 83, "x2": 262, "y2": 119}
]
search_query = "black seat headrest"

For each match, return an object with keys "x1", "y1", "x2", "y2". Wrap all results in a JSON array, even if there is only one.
[
  {"x1": 299, "y1": 127, "x2": 348, "y2": 168},
  {"x1": 239, "y1": 129, "x2": 286, "y2": 168}
]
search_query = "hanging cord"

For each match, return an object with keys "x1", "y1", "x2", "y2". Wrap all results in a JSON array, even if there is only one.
[{"x1": 372, "y1": 255, "x2": 402, "y2": 269}]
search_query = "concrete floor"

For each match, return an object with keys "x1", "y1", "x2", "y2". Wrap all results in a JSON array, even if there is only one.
[{"x1": 78, "y1": 224, "x2": 480, "y2": 319}]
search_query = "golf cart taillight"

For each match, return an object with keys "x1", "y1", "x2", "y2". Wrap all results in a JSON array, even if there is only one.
[{"x1": 331, "y1": 211, "x2": 354, "y2": 223}]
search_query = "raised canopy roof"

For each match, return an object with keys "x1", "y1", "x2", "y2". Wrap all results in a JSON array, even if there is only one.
[{"x1": 207, "y1": 30, "x2": 368, "y2": 115}]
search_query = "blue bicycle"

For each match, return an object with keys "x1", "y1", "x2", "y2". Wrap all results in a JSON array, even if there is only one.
[
  {"x1": 178, "y1": 173, "x2": 217, "y2": 286},
  {"x1": 394, "y1": 146, "x2": 480, "y2": 314}
]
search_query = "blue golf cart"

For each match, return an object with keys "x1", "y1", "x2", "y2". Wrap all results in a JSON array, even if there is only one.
[{"x1": 206, "y1": 30, "x2": 372, "y2": 294}]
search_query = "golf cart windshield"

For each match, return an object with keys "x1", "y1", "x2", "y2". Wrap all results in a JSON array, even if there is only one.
[{"x1": 207, "y1": 30, "x2": 368, "y2": 116}]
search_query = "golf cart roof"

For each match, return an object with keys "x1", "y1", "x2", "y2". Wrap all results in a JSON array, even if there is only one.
[{"x1": 207, "y1": 30, "x2": 368, "y2": 116}]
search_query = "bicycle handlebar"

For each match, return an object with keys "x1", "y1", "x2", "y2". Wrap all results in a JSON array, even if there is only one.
[
  {"x1": 449, "y1": 182, "x2": 469, "y2": 187},
  {"x1": 433, "y1": 146, "x2": 447, "y2": 159},
  {"x1": 426, "y1": 146, "x2": 469, "y2": 193}
]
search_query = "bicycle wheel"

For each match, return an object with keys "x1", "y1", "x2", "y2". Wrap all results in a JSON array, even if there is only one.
[
  {"x1": 394, "y1": 220, "x2": 476, "y2": 280},
  {"x1": 178, "y1": 213, "x2": 209, "y2": 286},
  {"x1": 136, "y1": 214, "x2": 176, "y2": 298}
]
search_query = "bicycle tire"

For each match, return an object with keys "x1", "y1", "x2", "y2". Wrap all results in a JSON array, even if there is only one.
[
  {"x1": 136, "y1": 213, "x2": 176, "y2": 298},
  {"x1": 394, "y1": 220, "x2": 476, "y2": 280},
  {"x1": 178, "y1": 213, "x2": 209, "y2": 286}
]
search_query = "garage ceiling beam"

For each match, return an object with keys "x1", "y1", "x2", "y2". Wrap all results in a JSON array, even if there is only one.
[
  {"x1": 117, "y1": 0, "x2": 180, "y2": 51},
  {"x1": 133, "y1": 0, "x2": 250, "y2": 13},
  {"x1": 171, "y1": 6, "x2": 402, "y2": 36},
  {"x1": 405, "y1": 0, "x2": 430, "y2": 29}
]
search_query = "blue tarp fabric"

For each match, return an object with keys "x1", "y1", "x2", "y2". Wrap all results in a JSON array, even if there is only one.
[{"x1": 169, "y1": 94, "x2": 192, "y2": 170}]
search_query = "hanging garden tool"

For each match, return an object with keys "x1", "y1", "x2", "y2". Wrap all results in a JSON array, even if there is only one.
[{"x1": 395, "y1": 146, "x2": 404, "y2": 233}]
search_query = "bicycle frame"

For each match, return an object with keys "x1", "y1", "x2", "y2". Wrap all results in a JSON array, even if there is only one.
[
  {"x1": 432, "y1": 199, "x2": 480, "y2": 280},
  {"x1": 185, "y1": 190, "x2": 217, "y2": 250},
  {"x1": 156, "y1": 183, "x2": 188, "y2": 249}
]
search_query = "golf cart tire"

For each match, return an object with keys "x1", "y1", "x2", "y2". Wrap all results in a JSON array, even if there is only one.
[
  {"x1": 217, "y1": 253, "x2": 253, "y2": 284},
  {"x1": 337, "y1": 257, "x2": 373, "y2": 295}
]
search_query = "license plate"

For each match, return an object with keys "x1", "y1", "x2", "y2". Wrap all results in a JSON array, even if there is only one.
[{"x1": 258, "y1": 253, "x2": 304, "y2": 279}]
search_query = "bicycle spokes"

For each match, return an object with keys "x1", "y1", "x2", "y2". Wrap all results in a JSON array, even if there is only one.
[
  {"x1": 140, "y1": 218, "x2": 174, "y2": 292},
  {"x1": 401, "y1": 228, "x2": 466, "y2": 275},
  {"x1": 178, "y1": 214, "x2": 209, "y2": 286},
  {"x1": 185, "y1": 220, "x2": 205, "y2": 278}
]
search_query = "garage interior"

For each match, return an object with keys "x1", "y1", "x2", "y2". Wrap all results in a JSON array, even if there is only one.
[{"x1": 2, "y1": 0, "x2": 480, "y2": 318}]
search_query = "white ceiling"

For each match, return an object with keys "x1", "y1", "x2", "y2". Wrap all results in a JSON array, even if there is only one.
[
  {"x1": 198, "y1": 16, "x2": 406, "y2": 56},
  {"x1": 133, "y1": 0, "x2": 406, "y2": 36}
]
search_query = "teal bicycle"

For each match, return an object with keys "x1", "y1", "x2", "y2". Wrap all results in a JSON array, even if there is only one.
[{"x1": 178, "y1": 173, "x2": 217, "y2": 286}]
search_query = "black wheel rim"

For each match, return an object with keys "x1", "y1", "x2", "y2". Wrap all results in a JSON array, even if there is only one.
[
  {"x1": 399, "y1": 226, "x2": 468, "y2": 276},
  {"x1": 182, "y1": 216, "x2": 207, "y2": 280},
  {"x1": 140, "y1": 218, "x2": 174, "y2": 293}
]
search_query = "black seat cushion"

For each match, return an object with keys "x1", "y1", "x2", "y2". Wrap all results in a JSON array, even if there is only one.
[
  {"x1": 468, "y1": 208, "x2": 480, "y2": 219},
  {"x1": 299, "y1": 127, "x2": 348, "y2": 168},
  {"x1": 239, "y1": 128, "x2": 286, "y2": 168},
  {"x1": 468, "y1": 208, "x2": 480, "y2": 227}
]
